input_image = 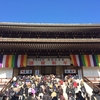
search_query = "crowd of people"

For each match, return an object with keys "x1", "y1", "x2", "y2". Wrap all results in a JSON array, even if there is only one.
[{"x1": 1, "y1": 74, "x2": 100, "y2": 100}]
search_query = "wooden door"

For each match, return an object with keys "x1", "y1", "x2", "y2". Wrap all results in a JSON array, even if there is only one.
[{"x1": 41, "y1": 66, "x2": 56, "y2": 75}]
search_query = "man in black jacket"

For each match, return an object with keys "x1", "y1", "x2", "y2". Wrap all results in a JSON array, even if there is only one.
[
  {"x1": 11, "y1": 93, "x2": 19, "y2": 100},
  {"x1": 91, "y1": 89, "x2": 100, "y2": 100},
  {"x1": 66, "y1": 85, "x2": 71, "y2": 97},
  {"x1": 42, "y1": 89, "x2": 51, "y2": 100},
  {"x1": 18, "y1": 86, "x2": 24, "y2": 100}
]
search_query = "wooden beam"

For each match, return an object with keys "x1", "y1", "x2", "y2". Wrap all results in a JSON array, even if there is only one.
[{"x1": 0, "y1": 38, "x2": 100, "y2": 42}]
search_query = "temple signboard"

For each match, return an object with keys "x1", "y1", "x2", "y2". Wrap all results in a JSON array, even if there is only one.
[{"x1": 27, "y1": 58, "x2": 70, "y2": 66}]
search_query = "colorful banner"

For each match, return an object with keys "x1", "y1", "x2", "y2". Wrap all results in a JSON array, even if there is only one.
[
  {"x1": 70, "y1": 55, "x2": 100, "y2": 67},
  {"x1": 0, "y1": 55, "x2": 27, "y2": 68}
]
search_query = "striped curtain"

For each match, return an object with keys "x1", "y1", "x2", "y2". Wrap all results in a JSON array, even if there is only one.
[
  {"x1": 0, "y1": 55, "x2": 3, "y2": 68},
  {"x1": 70, "y1": 55, "x2": 100, "y2": 67},
  {"x1": 0, "y1": 55, "x2": 27, "y2": 68}
]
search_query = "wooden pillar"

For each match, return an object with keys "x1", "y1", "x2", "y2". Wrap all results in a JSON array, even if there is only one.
[
  {"x1": 13, "y1": 68, "x2": 19, "y2": 77},
  {"x1": 56, "y1": 66, "x2": 63, "y2": 76},
  {"x1": 81, "y1": 66, "x2": 84, "y2": 77},
  {"x1": 56, "y1": 66, "x2": 59, "y2": 75},
  {"x1": 77, "y1": 67, "x2": 83, "y2": 79}
]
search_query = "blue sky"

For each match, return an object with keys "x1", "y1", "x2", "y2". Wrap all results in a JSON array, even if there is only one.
[{"x1": 0, "y1": 0, "x2": 100, "y2": 23}]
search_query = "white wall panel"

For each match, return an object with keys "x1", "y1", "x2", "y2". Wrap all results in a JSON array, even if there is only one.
[
  {"x1": 83, "y1": 67, "x2": 100, "y2": 77},
  {"x1": 0, "y1": 68, "x2": 13, "y2": 78}
]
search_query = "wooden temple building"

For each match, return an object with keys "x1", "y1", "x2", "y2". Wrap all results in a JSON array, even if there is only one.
[{"x1": 0, "y1": 23, "x2": 100, "y2": 81}]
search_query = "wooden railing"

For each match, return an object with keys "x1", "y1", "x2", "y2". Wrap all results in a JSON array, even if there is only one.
[
  {"x1": 86, "y1": 76, "x2": 100, "y2": 83},
  {"x1": 83, "y1": 77, "x2": 100, "y2": 92},
  {"x1": 0, "y1": 78, "x2": 13, "y2": 95},
  {"x1": 0, "y1": 78, "x2": 11, "y2": 85}
]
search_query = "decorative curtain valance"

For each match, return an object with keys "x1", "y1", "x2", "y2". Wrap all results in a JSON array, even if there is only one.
[
  {"x1": 0, "y1": 55, "x2": 27, "y2": 68},
  {"x1": 70, "y1": 55, "x2": 100, "y2": 67}
]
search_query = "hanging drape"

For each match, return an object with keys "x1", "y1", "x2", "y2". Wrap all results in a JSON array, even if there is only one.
[
  {"x1": 70, "y1": 54, "x2": 100, "y2": 67},
  {"x1": 0, "y1": 55, "x2": 27, "y2": 68}
]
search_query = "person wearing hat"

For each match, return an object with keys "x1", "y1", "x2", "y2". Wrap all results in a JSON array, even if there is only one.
[{"x1": 68, "y1": 91, "x2": 75, "y2": 100}]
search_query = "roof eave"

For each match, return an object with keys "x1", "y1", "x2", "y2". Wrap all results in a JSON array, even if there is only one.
[{"x1": 0, "y1": 22, "x2": 100, "y2": 27}]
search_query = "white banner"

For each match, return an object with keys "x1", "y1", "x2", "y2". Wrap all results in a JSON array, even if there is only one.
[
  {"x1": 20, "y1": 70, "x2": 32, "y2": 74},
  {"x1": 65, "y1": 69, "x2": 76, "y2": 73},
  {"x1": 27, "y1": 58, "x2": 70, "y2": 66}
]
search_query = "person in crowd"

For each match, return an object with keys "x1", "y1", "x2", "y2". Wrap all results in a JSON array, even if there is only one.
[
  {"x1": 5, "y1": 88, "x2": 10, "y2": 99},
  {"x1": 78, "y1": 91, "x2": 85, "y2": 100},
  {"x1": 59, "y1": 92, "x2": 65, "y2": 100},
  {"x1": 73, "y1": 80, "x2": 78, "y2": 89},
  {"x1": 18, "y1": 86, "x2": 24, "y2": 100},
  {"x1": 51, "y1": 90, "x2": 57, "y2": 100},
  {"x1": 68, "y1": 92, "x2": 75, "y2": 100},
  {"x1": 12, "y1": 76, "x2": 17, "y2": 82},
  {"x1": 57, "y1": 86, "x2": 63, "y2": 99},
  {"x1": 26, "y1": 93, "x2": 34, "y2": 100},
  {"x1": 52, "y1": 96, "x2": 58, "y2": 100},
  {"x1": 69, "y1": 85, "x2": 75, "y2": 97},
  {"x1": 75, "y1": 74, "x2": 79, "y2": 79},
  {"x1": 66, "y1": 85, "x2": 71, "y2": 98},
  {"x1": 76, "y1": 93, "x2": 80, "y2": 100},
  {"x1": 85, "y1": 93, "x2": 90, "y2": 100},
  {"x1": 1, "y1": 74, "x2": 92, "y2": 100},
  {"x1": 2, "y1": 96, "x2": 7, "y2": 100},
  {"x1": 91, "y1": 89, "x2": 100, "y2": 100},
  {"x1": 80, "y1": 80, "x2": 86, "y2": 97},
  {"x1": 24, "y1": 85, "x2": 29, "y2": 97},
  {"x1": 9, "y1": 87, "x2": 15, "y2": 99},
  {"x1": 11, "y1": 93, "x2": 19, "y2": 100},
  {"x1": 42, "y1": 89, "x2": 51, "y2": 100},
  {"x1": 39, "y1": 91, "x2": 44, "y2": 100}
]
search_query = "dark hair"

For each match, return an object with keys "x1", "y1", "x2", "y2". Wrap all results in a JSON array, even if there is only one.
[
  {"x1": 2, "y1": 96, "x2": 7, "y2": 100},
  {"x1": 78, "y1": 91, "x2": 82, "y2": 95},
  {"x1": 58, "y1": 86, "x2": 61, "y2": 88},
  {"x1": 59, "y1": 92, "x2": 63, "y2": 95},
  {"x1": 35, "y1": 92, "x2": 39, "y2": 96},
  {"x1": 29, "y1": 93, "x2": 33, "y2": 96},
  {"x1": 76, "y1": 93, "x2": 79, "y2": 97}
]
